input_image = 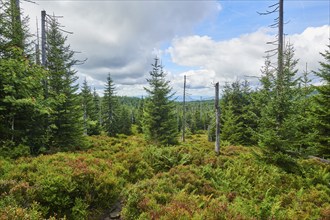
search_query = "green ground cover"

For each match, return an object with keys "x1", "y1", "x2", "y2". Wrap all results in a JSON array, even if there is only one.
[{"x1": 0, "y1": 134, "x2": 329, "y2": 219}]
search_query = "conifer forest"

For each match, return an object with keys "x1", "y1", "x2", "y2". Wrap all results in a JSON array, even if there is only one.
[{"x1": 0, "y1": 0, "x2": 329, "y2": 219}]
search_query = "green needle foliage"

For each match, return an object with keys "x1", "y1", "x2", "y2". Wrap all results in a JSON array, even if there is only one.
[
  {"x1": 136, "y1": 97, "x2": 145, "y2": 133},
  {"x1": 291, "y1": 65, "x2": 317, "y2": 156},
  {"x1": 0, "y1": 0, "x2": 27, "y2": 56},
  {"x1": 0, "y1": 47, "x2": 48, "y2": 155},
  {"x1": 92, "y1": 87, "x2": 102, "y2": 127},
  {"x1": 313, "y1": 45, "x2": 330, "y2": 158},
  {"x1": 102, "y1": 73, "x2": 119, "y2": 136},
  {"x1": 143, "y1": 58, "x2": 178, "y2": 145},
  {"x1": 0, "y1": 0, "x2": 49, "y2": 155},
  {"x1": 117, "y1": 105, "x2": 132, "y2": 135},
  {"x1": 80, "y1": 79, "x2": 101, "y2": 135},
  {"x1": 220, "y1": 80, "x2": 257, "y2": 146},
  {"x1": 46, "y1": 16, "x2": 85, "y2": 150},
  {"x1": 258, "y1": 43, "x2": 300, "y2": 153},
  {"x1": 221, "y1": 100, "x2": 244, "y2": 145}
]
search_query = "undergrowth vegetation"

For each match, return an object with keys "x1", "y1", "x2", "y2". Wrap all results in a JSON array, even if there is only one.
[{"x1": 0, "y1": 134, "x2": 329, "y2": 219}]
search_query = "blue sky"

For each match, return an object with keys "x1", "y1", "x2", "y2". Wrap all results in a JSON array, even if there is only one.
[
  {"x1": 214, "y1": 1, "x2": 329, "y2": 37},
  {"x1": 23, "y1": 0, "x2": 329, "y2": 98}
]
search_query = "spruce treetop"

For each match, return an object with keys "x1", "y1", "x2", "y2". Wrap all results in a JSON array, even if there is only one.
[{"x1": 143, "y1": 57, "x2": 178, "y2": 146}]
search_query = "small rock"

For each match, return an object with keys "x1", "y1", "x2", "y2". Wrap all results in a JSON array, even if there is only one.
[{"x1": 110, "y1": 211, "x2": 120, "y2": 219}]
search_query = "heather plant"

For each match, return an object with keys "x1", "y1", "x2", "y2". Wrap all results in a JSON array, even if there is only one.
[
  {"x1": 121, "y1": 135, "x2": 330, "y2": 220},
  {"x1": 0, "y1": 152, "x2": 121, "y2": 219},
  {"x1": 0, "y1": 134, "x2": 329, "y2": 219}
]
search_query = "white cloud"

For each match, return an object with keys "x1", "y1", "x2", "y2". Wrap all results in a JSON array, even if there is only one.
[
  {"x1": 172, "y1": 69, "x2": 216, "y2": 90},
  {"x1": 289, "y1": 25, "x2": 329, "y2": 72},
  {"x1": 21, "y1": 1, "x2": 328, "y2": 97},
  {"x1": 168, "y1": 25, "x2": 329, "y2": 96},
  {"x1": 22, "y1": 1, "x2": 220, "y2": 94},
  {"x1": 115, "y1": 84, "x2": 146, "y2": 97}
]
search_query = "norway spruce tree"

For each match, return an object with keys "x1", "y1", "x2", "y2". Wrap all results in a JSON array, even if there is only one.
[
  {"x1": 1, "y1": 0, "x2": 35, "y2": 59},
  {"x1": 92, "y1": 88, "x2": 102, "y2": 128},
  {"x1": 91, "y1": 88, "x2": 102, "y2": 135},
  {"x1": 0, "y1": 0, "x2": 24, "y2": 56},
  {"x1": 220, "y1": 80, "x2": 256, "y2": 145},
  {"x1": 102, "y1": 73, "x2": 119, "y2": 136},
  {"x1": 0, "y1": 47, "x2": 48, "y2": 155},
  {"x1": 136, "y1": 97, "x2": 144, "y2": 133},
  {"x1": 80, "y1": 79, "x2": 101, "y2": 135},
  {"x1": 258, "y1": 43, "x2": 299, "y2": 153},
  {"x1": 81, "y1": 79, "x2": 92, "y2": 135},
  {"x1": 0, "y1": 0, "x2": 49, "y2": 155},
  {"x1": 220, "y1": 100, "x2": 243, "y2": 145},
  {"x1": 252, "y1": 56, "x2": 275, "y2": 140},
  {"x1": 117, "y1": 105, "x2": 132, "y2": 135},
  {"x1": 46, "y1": 16, "x2": 85, "y2": 150},
  {"x1": 289, "y1": 65, "x2": 317, "y2": 156},
  {"x1": 143, "y1": 58, "x2": 178, "y2": 145},
  {"x1": 313, "y1": 45, "x2": 330, "y2": 158}
]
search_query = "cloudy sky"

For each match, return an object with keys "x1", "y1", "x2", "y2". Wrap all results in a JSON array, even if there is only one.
[{"x1": 22, "y1": 0, "x2": 329, "y2": 99}]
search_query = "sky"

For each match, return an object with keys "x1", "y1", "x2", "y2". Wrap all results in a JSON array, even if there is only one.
[{"x1": 21, "y1": 0, "x2": 330, "y2": 99}]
